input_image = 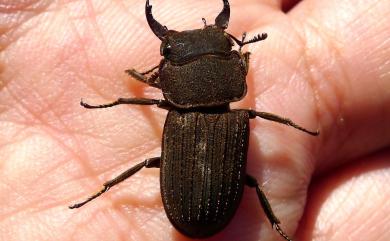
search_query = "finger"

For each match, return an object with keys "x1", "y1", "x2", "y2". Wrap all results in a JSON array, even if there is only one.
[
  {"x1": 296, "y1": 0, "x2": 390, "y2": 172},
  {"x1": 296, "y1": 148, "x2": 390, "y2": 241},
  {"x1": 253, "y1": 0, "x2": 390, "y2": 172}
]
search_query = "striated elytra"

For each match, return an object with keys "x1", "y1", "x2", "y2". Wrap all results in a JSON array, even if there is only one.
[{"x1": 69, "y1": 0, "x2": 319, "y2": 240}]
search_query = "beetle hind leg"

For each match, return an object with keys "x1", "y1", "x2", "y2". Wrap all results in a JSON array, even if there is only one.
[
  {"x1": 69, "y1": 157, "x2": 160, "y2": 209},
  {"x1": 246, "y1": 175, "x2": 293, "y2": 241}
]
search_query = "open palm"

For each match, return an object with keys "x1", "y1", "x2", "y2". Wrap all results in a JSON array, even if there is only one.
[{"x1": 0, "y1": 0, "x2": 389, "y2": 241}]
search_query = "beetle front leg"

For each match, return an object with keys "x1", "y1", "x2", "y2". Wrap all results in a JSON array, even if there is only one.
[
  {"x1": 125, "y1": 65, "x2": 160, "y2": 88},
  {"x1": 80, "y1": 98, "x2": 170, "y2": 110},
  {"x1": 248, "y1": 110, "x2": 319, "y2": 136},
  {"x1": 241, "y1": 52, "x2": 250, "y2": 73},
  {"x1": 246, "y1": 175, "x2": 293, "y2": 241},
  {"x1": 69, "y1": 157, "x2": 160, "y2": 209}
]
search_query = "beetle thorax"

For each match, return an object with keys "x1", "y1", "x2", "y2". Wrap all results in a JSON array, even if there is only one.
[{"x1": 159, "y1": 27, "x2": 247, "y2": 109}]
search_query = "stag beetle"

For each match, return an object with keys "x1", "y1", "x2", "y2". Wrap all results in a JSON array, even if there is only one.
[{"x1": 69, "y1": 0, "x2": 319, "y2": 240}]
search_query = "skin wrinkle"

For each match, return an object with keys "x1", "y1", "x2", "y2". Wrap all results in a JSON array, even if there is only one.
[
  {"x1": 293, "y1": 16, "x2": 356, "y2": 168},
  {"x1": 299, "y1": 4, "x2": 390, "y2": 166},
  {"x1": 0, "y1": 179, "x2": 29, "y2": 215},
  {"x1": 0, "y1": 1, "x2": 53, "y2": 52},
  {"x1": 342, "y1": 0, "x2": 383, "y2": 33},
  {"x1": 67, "y1": 34, "x2": 118, "y2": 99},
  {"x1": 80, "y1": 2, "x2": 166, "y2": 139},
  {"x1": 340, "y1": 183, "x2": 384, "y2": 240},
  {"x1": 250, "y1": 22, "x2": 320, "y2": 177},
  {"x1": 105, "y1": 212, "x2": 126, "y2": 241},
  {"x1": 65, "y1": 2, "x2": 166, "y2": 141},
  {"x1": 62, "y1": 5, "x2": 97, "y2": 97},
  {"x1": 0, "y1": 1, "x2": 39, "y2": 11},
  {"x1": 349, "y1": 203, "x2": 379, "y2": 239},
  {"x1": 4, "y1": 140, "x2": 89, "y2": 211},
  {"x1": 325, "y1": 178, "x2": 355, "y2": 225},
  {"x1": 69, "y1": 7, "x2": 143, "y2": 98},
  {"x1": 9, "y1": 104, "x2": 94, "y2": 184},
  {"x1": 84, "y1": 0, "x2": 116, "y2": 75},
  {"x1": 5, "y1": 81, "x2": 51, "y2": 127},
  {"x1": 287, "y1": 19, "x2": 322, "y2": 128}
]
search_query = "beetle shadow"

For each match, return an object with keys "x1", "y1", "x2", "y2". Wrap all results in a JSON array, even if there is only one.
[
  {"x1": 171, "y1": 135, "x2": 267, "y2": 241},
  {"x1": 125, "y1": 75, "x2": 165, "y2": 139}
]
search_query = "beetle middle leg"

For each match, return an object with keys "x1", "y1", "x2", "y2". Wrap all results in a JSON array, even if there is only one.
[
  {"x1": 69, "y1": 157, "x2": 160, "y2": 209},
  {"x1": 80, "y1": 97, "x2": 170, "y2": 109},
  {"x1": 248, "y1": 110, "x2": 319, "y2": 136},
  {"x1": 246, "y1": 175, "x2": 293, "y2": 241}
]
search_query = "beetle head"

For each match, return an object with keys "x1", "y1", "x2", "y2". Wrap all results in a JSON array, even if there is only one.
[
  {"x1": 146, "y1": 0, "x2": 247, "y2": 109},
  {"x1": 146, "y1": 0, "x2": 230, "y2": 39},
  {"x1": 146, "y1": 0, "x2": 233, "y2": 63}
]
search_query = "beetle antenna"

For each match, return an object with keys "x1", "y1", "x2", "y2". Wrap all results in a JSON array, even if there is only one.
[
  {"x1": 229, "y1": 32, "x2": 268, "y2": 51},
  {"x1": 242, "y1": 33, "x2": 268, "y2": 46}
]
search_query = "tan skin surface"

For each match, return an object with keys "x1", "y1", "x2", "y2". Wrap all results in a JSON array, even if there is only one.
[{"x1": 0, "y1": 0, "x2": 389, "y2": 240}]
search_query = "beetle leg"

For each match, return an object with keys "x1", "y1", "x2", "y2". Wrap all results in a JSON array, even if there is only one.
[
  {"x1": 246, "y1": 175, "x2": 293, "y2": 241},
  {"x1": 241, "y1": 52, "x2": 251, "y2": 73},
  {"x1": 69, "y1": 157, "x2": 160, "y2": 209},
  {"x1": 248, "y1": 110, "x2": 319, "y2": 136},
  {"x1": 202, "y1": 18, "x2": 207, "y2": 28},
  {"x1": 125, "y1": 65, "x2": 161, "y2": 88},
  {"x1": 80, "y1": 97, "x2": 171, "y2": 110}
]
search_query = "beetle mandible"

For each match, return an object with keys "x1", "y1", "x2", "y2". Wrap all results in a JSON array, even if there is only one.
[{"x1": 69, "y1": 0, "x2": 319, "y2": 240}]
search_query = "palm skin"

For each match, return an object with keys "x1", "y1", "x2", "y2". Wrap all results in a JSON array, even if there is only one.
[{"x1": 0, "y1": 0, "x2": 389, "y2": 241}]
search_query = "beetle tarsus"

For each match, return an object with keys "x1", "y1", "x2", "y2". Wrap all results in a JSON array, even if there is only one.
[
  {"x1": 80, "y1": 98, "x2": 167, "y2": 109},
  {"x1": 246, "y1": 175, "x2": 293, "y2": 241},
  {"x1": 69, "y1": 185, "x2": 110, "y2": 209},
  {"x1": 69, "y1": 157, "x2": 160, "y2": 209},
  {"x1": 274, "y1": 224, "x2": 293, "y2": 241}
]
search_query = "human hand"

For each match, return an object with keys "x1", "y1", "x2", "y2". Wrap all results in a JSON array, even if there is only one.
[{"x1": 0, "y1": 0, "x2": 389, "y2": 240}]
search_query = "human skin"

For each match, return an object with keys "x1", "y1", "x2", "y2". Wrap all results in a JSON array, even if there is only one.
[{"x1": 0, "y1": 0, "x2": 389, "y2": 240}]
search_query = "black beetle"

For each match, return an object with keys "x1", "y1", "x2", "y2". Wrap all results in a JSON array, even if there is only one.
[{"x1": 69, "y1": 0, "x2": 319, "y2": 240}]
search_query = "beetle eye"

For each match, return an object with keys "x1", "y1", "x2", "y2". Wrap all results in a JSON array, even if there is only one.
[{"x1": 162, "y1": 44, "x2": 172, "y2": 56}]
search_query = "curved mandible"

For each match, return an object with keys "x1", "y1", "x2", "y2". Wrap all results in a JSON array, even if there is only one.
[
  {"x1": 146, "y1": 0, "x2": 168, "y2": 40},
  {"x1": 215, "y1": 0, "x2": 230, "y2": 29}
]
